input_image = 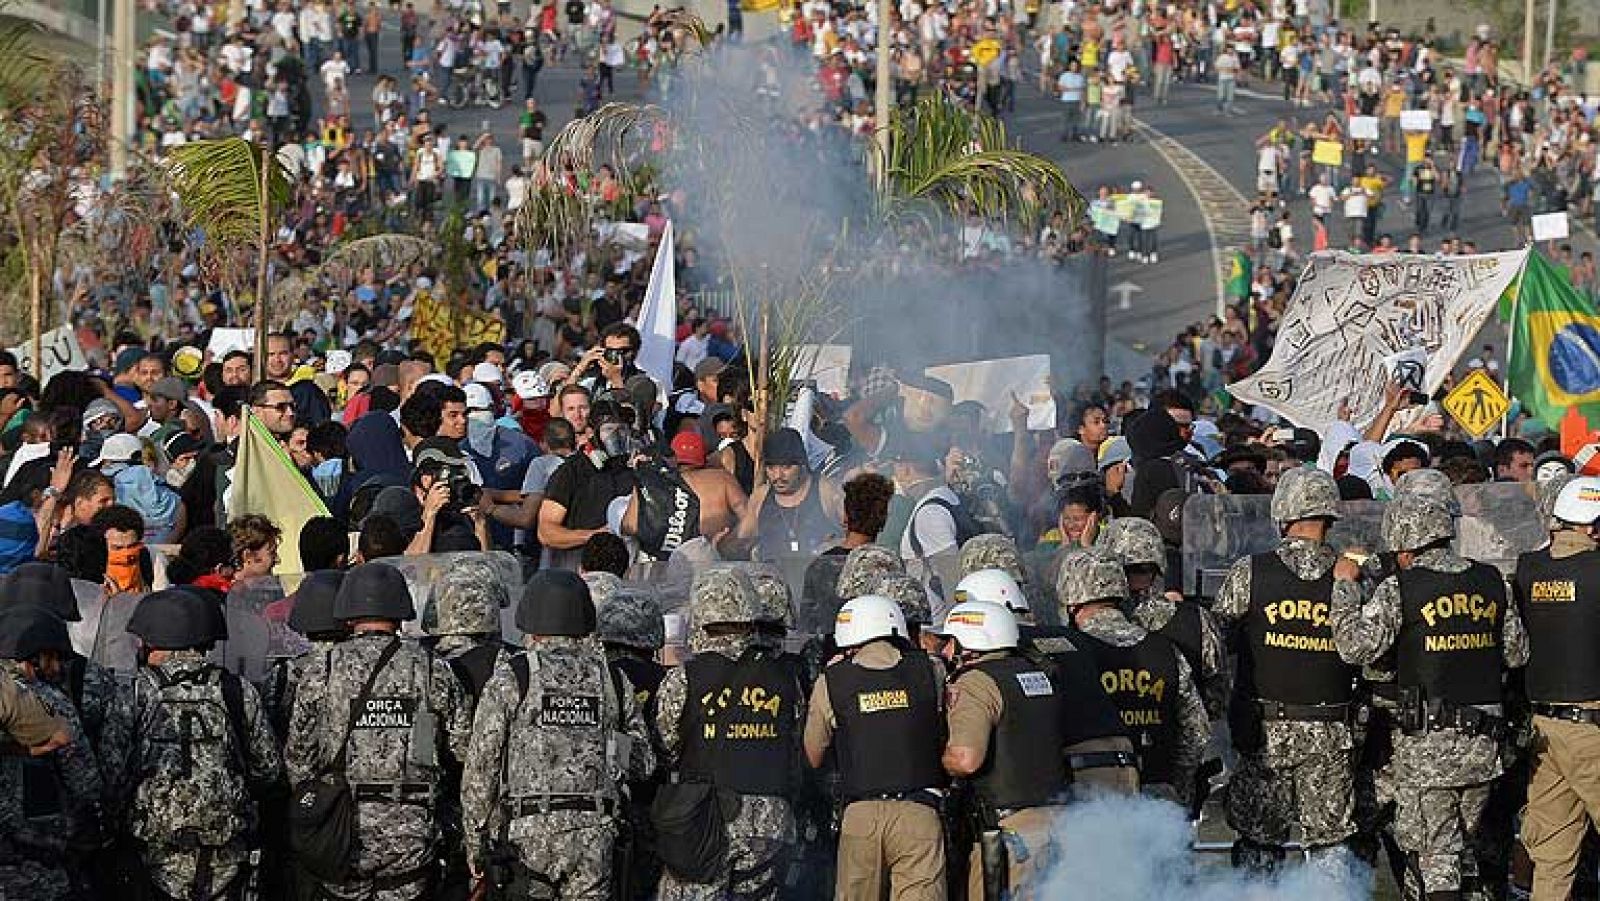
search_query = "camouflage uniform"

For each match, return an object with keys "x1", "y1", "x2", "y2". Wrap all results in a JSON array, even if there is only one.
[
  {"x1": 582, "y1": 573, "x2": 627, "y2": 609},
  {"x1": 961, "y1": 533, "x2": 1050, "y2": 619},
  {"x1": 1213, "y1": 468, "x2": 1363, "y2": 875},
  {"x1": 876, "y1": 574, "x2": 933, "y2": 630},
  {"x1": 596, "y1": 586, "x2": 669, "y2": 901},
  {"x1": 1100, "y1": 518, "x2": 1232, "y2": 718},
  {"x1": 285, "y1": 633, "x2": 474, "y2": 900},
  {"x1": 655, "y1": 568, "x2": 803, "y2": 901},
  {"x1": 1328, "y1": 496, "x2": 1529, "y2": 896},
  {"x1": 459, "y1": 635, "x2": 655, "y2": 900},
  {"x1": 128, "y1": 650, "x2": 282, "y2": 899},
  {"x1": 0, "y1": 667, "x2": 102, "y2": 901},
  {"x1": 835, "y1": 546, "x2": 904, "y2": 601}
]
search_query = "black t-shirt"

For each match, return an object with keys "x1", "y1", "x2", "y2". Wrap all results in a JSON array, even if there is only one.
[
  {"x1": 565, "y1": 0, "x2": 586, "y2": 24},
  {"x1": 543, "y1": 453, "x2": 637, "y2": 530}
]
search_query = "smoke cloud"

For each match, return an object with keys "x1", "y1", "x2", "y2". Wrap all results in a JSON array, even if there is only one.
[{"x1": 1043, "y1": 795, "x2": 1372, "y2": 901}]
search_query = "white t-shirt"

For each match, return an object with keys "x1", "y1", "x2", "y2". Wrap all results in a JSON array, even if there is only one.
[
  {"x1": 1309, "y1": 182, "x2": 1336, "y2": 215},
  {"x1": 1343, "y1": 189, "x2": 1369, "y2": 218},
  {"x1": 1107, "y1": 49, "x2": 1134, "y2": 82}
]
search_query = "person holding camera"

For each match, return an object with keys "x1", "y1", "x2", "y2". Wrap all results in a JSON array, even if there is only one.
[
  {"x1": 571, "y1": 324, "x2": 643, "y2": 397},
  {"x1": 408, "y1": 437, "x2": 490, "y2": 554}
]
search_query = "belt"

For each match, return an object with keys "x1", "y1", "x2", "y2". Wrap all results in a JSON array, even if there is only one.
[
  {"x1": 505, "y1": 795, "x2": 616, "y2": 817},
  {"x1": 353, "y1": 782, "x2": 433, "y2": 801},
  {"x1": 1255, "y1": 700, "x2": 1349, "y2": 722},
  {"x1": 1406, "y1": 701, "x2": 1510, "y2": 741},
  {"x1": 1067, "y1": 751, "x2": 1139, "y2": 771},
  {"x1": 1533, "y1": 703, "x2": 1600, "y2": 726},
  {"x1": 847, "y1": 789, "x2": 943, "y2": 811}
]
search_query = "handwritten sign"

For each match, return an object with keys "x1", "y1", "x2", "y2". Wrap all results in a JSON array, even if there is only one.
[
  {"x1": 1532, "y1": 212, "x2": 1570, "y2": 242},
  {"x1": 1400, "y1": 109, "x2": 1432, "y2": 132},
  {"x1": 1349, "y1": 116, "x2": 1380, "y2": 140},
  {"x1": 1228, "y1": 249, "x2": 1530, "y2": 430},
  {"x1": 1312, "y1": 140, "x2": 1343, "y2": 167},
  {"x1": 11, "y1": 326, "x2": 87, "y2": 380}
]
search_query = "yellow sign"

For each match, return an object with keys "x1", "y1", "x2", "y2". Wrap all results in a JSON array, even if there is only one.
[
  {"x1": 1312, "y1": 140, "x2": 1343, "y2": 167},
  {"x1": 971, "y1": 38, "x2": 1002, "y2": 67},
  {"x1": 1442, "y1": 369, "x2": 1511, "y2": 439},
  {"x1": 412, "y1": 292, "x2": 507, "y2": 369}
]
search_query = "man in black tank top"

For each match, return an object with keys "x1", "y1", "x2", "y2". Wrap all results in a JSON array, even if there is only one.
[
  {"x1": 739, "y1": 428, "x2": 842, "y2": 563},
  {"x1": 1212, "y1": 468, "x2": 1364, "y2": 878}
]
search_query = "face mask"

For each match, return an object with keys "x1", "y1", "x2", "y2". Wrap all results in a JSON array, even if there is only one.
[
  {"x1": 598, "y1": 423, "x2": 635, "y2": 459},
  {"x1": 466, "y1": 413, "x2": 496, "y2": 458},
  {"x1": 166, "y1": 463, "x2": 193, "y2": 488},
  {"x1": 106, "y1": 546, "x2": 145, "y2": 595}
]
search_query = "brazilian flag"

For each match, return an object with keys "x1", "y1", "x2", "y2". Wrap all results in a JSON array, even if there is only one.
[
  {"x1": 1506, "y1": 252, "x2": 1600, "y2": 429},
  {"x1": 1225, "y1": 250, "x2": 1252, "y2": 300}
]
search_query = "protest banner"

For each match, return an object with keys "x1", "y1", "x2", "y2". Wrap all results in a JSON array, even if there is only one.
[
  {"x1": 413, "y1": 291, "x2": 507, "y2": 368},
  {"x1": 1400, "y1": 109, "x2": 1432, "y2": 132},
  {"x1": 1350, "y1": 116, "x2": 1380, "y2": 140},
  {"x1": 10, "y1": 326, "x2": 86, "y2": 381},
  {"x1": 1532, "y1": 211, "x2": 1570, "y2": 242},
  {"x1": 926, "y1": 354, "x2": 1056, "y2": 433},
  {"x1": 1312, "y1": 140, "x2": 1343, "y2": 167}
]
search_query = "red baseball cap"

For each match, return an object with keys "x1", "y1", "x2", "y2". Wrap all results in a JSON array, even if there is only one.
[{"x1": 671, "y1": 431, "x2": 708, "y2": 468}]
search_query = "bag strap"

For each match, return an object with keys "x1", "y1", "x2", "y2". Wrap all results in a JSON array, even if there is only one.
[
  {"x1": 328, "y1": 637, "x2": 403, "y2": 775},
  {"x1": 217, "y1": 667, "x2": 253, "y2": 782}
]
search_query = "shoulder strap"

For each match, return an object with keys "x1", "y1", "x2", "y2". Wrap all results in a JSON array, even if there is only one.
[
  {"x1": 217, "y1": 668, "x2": 251, "y2": 777},
  {"x1": 509, "y1": 653, "x2": 530, "y2": 701},
  {"x1": 68, "y1": 655, "x2": 87, "y2": 709},
  {"x1": 329, "y1": 637, "x2": 403, "y2": 774}
]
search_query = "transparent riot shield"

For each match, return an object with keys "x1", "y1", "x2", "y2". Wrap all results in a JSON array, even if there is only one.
[
  {"x1": 215, "y1": 576, "x2": 286, "y2": 686},
  {"x1": 1454, "y1": 482, "x2": 1545, "y2": 575},
  {"x1": 629, "y1": 536, "x2": 722, "y2": 615},
  {"x1": 373, "y1": 551, "x2": 523, "y2": 641},
  {"x1": 1181, "y1": 495, "x2": 1388, "y2": 599},
  {"x1": 86, "y1": 590, "x2": 146, "y2": 674},
  {"x1": 66, "y1": 580, "x2": 107, "y2": 660}
]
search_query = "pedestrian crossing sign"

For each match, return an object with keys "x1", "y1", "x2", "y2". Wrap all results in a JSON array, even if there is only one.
[{"x1": 1442, "y1": 369, "x2": 1511, "y2": 439}]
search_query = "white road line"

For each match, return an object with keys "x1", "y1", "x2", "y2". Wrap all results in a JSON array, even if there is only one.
[{"x1": 1130, "y1": 117, "x2": 1254, "y2": 319}]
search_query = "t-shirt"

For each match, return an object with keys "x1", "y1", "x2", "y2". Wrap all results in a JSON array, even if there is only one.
[
  {"x1": 541, "y1": 454, "x2": 636, "y2": 565},
  {"x1": 515, "y1": 452, "x2": 567, "y2": 546},
  {"x1": 1215, "y1": 52, "x2": 1239, "y2": 80},
  {"x1": 1309, "y1": 182, "x2": 1336, "y2": 215},
  {"x1": 1058, "y1": 70, "x2": 1084, "y2": 103}
]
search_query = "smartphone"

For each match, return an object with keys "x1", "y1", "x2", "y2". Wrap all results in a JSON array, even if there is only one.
[{"x1": 1406, "y1": 390, "x2": 1429, "y2": 406}]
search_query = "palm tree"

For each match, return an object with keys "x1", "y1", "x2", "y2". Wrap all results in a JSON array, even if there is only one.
[{"x1": 164, "y1": 137, "x2": 291, "y2": 380}]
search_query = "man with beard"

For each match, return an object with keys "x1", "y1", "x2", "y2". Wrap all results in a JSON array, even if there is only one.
[{"x1": 738, "y1": 428, "x2": 842, "y2": 564}]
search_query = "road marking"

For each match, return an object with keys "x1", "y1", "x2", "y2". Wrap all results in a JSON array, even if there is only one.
[
  {"x1": 1130, "y1": 117, "x2": 1254, "y2": 318},
  {"x1": 1110, "y1": 280, "x2": 1144, "y2": 310}
]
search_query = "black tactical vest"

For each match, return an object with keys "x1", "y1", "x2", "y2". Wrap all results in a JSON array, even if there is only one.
[
  {"x1": 962, "y1": 654, "x2": 1068, "y2": 810},
  {"x1": 1022, "y1": 625, "x2": 1129, "y2": 747},
  {"x1": 1073, "y1": 630, "x2": 1182, "y2": 785},
  {"x1": 825, "y1": 650, "x2": 945, "y2": 800},
  {"x1": 1154, "y1": 602, "x2": 1204, "y2": 682},
  {"x1": 612, "y1": 655, "x2": 667, "y2": 717},
  {"x1": 1397, "y1": 563, "x2": 1505, "y2": 707},
  {"x1": 678, "y1": 648, "x2": 802, "y2": 797},
  {"x1": 1515, "y1": 548, "x2": 1600, "y2": 703},
  {"x1": 1240, "y1": 552, "x2": 1355, "y2": 705}
]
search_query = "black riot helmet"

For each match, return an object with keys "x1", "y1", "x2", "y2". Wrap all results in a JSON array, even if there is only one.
[
  {"x1": 516, "y1": 570, "x2": 597, "y2": 637},
  {"x1": 0, "y1": 562, "x2": 81, "y2": 622},
  {"x1": 332, "y1": 562, "x2": 416, "y2": 623},
  {"x1": 0, "y1": 606, "x2": 73, "y2": 661},
  {"x1": 126, "y1": 588, "x2": 229, "y2": 651},
  {"x1": 288, "y1": 570, "x2": 350, "y2": 638}
]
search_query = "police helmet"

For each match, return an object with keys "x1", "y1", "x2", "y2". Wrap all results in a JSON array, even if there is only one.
[
  {"x1": 0, "y1": 606, "x2": 72, "y2": 660},
  {"x1": 127, "y1": 588, "x2": 229, "y2": 650},
  {"x1": 1392, "y1": 467, "x2": 1461, "y2": 516},
  {"x1": 1539, "y1": 472, "x2": 1577, "y2": 533},
  {"x1": 333, "y1": 563, "x2": 417, "y2": 622},
  {"x1": 1381, "y1": 495, "x2": 1456, "y2": 553},
  {"x1": 958, "y1": 534, "x2": 1026, "y2": 582},
  {"x1": 1098, "y1": 517, "x2": 1166, "y2": 571},
  {"x1": 1270, "y1": 466, "x2": 1341, "y2": 525},
  {"x1": 595, "y1": 588, "x2": 665, "y2": 650},
  {"x1": 582, "y1": 571, "x2": 626, "y2": 608},
  {"x1": 938, "y1": 600, "x2": 1018, "y2": 652},
  {"x1": 288, "y1": 570, "x2": 347, "y2": 637},
  {"x1": 876, "y1": 573, "x2": 931, "y2": 626},
  {"x1": 1055, "y1": 548, "x2": 1130, "y2": 609},
  {"x1": 953, "y1": 568, "x2": 1027, "y2": 614},
  {"x1": 1553, "y1": 476, "x2": 1600, "y2": 527},
  {"x1": 834, "y1": 595, "x2": 909, "y2": 648},
  {"x1": 0, "y1": 562, "x2": 81, "y2": 622},
  {"x1": 836, "y1": 545, "x2": 904, "y2": 601},
  {"x1": 689, "y1": 566, "x2": 762, "y2": 633},
  {"x1": 428, "y1": 557, "x2": 507, "y2": 637},
  {"x1": 517, "y1": 570, "x2": 596, "y2": 637},
  {"x1": 746, "y1": 565, "x2": 794, "y2": 630}
]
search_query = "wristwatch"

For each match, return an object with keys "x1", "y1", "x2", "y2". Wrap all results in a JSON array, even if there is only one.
[{"x1": 41, "y1": 487, "x2": 60, "y2": 500}]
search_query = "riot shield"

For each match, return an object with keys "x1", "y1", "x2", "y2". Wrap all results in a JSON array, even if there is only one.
[
  {"x1": 1455, "y1": 482, "x2": 1544, "y2": 575},
  {"x1": 373, "y1": 551, "x2": 523, "y2": 641},
  {"x1": 87, "y1": 590, "x2": 148, "y2": 674},
  {"x1": 629, "y1": 536, "x2": 721, "y2": 614},
  {"x1": 66, "y1": 580, "x2": 107, "y2": 660},
  {"x1": 214, "y1": 576, "x2": 285, "y2": 685},
  {"x1": 1181, "y1": 495, "x2": 1387, "y2": 599},
  {"x1": 795, "y1": 552, "x2": 844, "y2": 637}
]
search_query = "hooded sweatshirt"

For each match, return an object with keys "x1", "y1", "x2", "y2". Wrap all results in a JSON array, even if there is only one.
[{"x1": 1125, "y1": 408, "x2": 1188, "y2": 520}]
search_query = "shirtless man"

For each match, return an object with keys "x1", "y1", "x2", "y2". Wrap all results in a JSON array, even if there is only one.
[{"x1": 624, "y1": 430, "x2": 748, "y2": 548}]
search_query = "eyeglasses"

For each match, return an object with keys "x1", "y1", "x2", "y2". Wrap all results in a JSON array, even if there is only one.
[{"x1": 255, "y1": 401, "x2": 295, "y2": 413}]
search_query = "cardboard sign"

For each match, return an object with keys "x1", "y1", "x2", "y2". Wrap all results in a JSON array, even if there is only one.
[
  {"x1": 1312, "y1": 140, "x2": 1343, "y2": 167},
  {"x1": 206, "y1": 328, "x2": 254, "y2": 359},
  {"x1": 790, "y1": 344, "x2": 853, "y2": 398},
  {"x1": 1400, "y1": 109, "x2": 1432, "y2": 132},
  {"x1": 10, "y1": 326, "x2": 87, "y2": 381},
  {"x1": 1532, "y1": 211, "x2": 1570, "y2": 242},
  {"x1": 925, "y1": 354, "x2": 1056, "y2": 434},
  {"x1": 1349, "y1": 116, "x2": 1380, "y2": 140}
]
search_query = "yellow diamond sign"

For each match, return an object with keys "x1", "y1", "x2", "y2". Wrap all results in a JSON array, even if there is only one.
[
  {"x1": 970, "y1": 38, "x2": 1002, "y2": 67},
  {"x1": 1442, "y1": 369, "x2": 1510, "y2": 439}
]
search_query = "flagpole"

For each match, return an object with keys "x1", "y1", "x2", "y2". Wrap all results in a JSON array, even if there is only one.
[{"x1": 1500, "y1": 245, "x2": 1533, "y2": 440}]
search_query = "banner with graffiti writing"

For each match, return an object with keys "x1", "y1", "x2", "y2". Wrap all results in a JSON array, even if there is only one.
[
  {"x1": 1228, "y1": 249, "x2": 1528, "y2": 430},
  {"x1": 412, "y1": 292, "x2": 507, "y2": 367}
]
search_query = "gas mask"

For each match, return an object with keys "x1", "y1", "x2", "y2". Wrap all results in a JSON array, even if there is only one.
[{"x1": 596, "y1": 421, "x2": 638, "y2": 461}]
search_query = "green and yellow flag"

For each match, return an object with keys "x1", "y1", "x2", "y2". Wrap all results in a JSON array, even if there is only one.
[
  {"x1": 1225, "y1": 250, "x2": 1252, "y2": 300},
  {"x1": 1505, "y1": 251, "x2": 1600, "y2": 429},
  {"x1": 230, "y1": 408, "x2": 330, "y2": 576}
]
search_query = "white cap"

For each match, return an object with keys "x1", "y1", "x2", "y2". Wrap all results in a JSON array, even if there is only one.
[
  {"x1": 326, "y1": 349, "x2": 353, "y2": 375},
  {"x1": 471, "y1": 361, "x2": 503, "y2": 385},
  {"x1": 1131, "y1": 180, "x2": 1143, "y2": 191},
  {"x1": 463, "y1": 383, "x2": 494, "y2": 411},
  {"x1": 417, "y1": 373, "x2": 455, "y2": 389},
  {"x1": 93, "y1": 433, "x2": 144, "y2": 469},
  {"x1": 512, "y1": 370, "x2": 551, "y2": 400}
]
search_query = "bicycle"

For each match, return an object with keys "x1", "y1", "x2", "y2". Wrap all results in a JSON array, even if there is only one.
[{"x1": 447, "y1": 64, "x2": 503, "y2": 110}]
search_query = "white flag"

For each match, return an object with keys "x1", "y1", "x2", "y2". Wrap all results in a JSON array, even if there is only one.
[
  {"x1": 636, "y1": 220, "x2": 676, "y2": 392},
  {"x1": 1228, "y1": 249, "x2": 1529, "y2": 430}
]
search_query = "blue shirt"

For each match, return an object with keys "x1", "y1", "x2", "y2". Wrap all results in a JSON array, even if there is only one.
[
  {"x1": 0, "y1": 501, "x2": 37, "y2": 574},
  {"x1": 1506, "y1": 178, "x2": 1533, "y2": 208}
]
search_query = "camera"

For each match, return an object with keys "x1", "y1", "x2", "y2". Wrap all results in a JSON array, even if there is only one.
[
  {"x1": 603, "y1": 347, "x2": 626, "y2": 366},
  {"x1": 421, "y1": 460, "x2": 482, "y2": 511}
]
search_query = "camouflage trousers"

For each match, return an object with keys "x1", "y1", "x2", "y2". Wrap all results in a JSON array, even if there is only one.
[
  {"x1": 1225, "y1": 749, "x2": 1357, "y2": 866},
  {"x1": 0, "y1": 860, "x2": 71, "y2": 901},
  {"x1": 1391, "y1": 779, "x2": 1492, "y2": 894},
  {"x1": 657, "y1": 797, "x2": 795, "y2": 901},
  {"x1": 317, "y1": 800, "x2": 438, "y2": 901},
  {"x1": 499, "y1": 811, "x2": 616, "y2": 900},
  {"x1": 142, "y1": 840, "x2": 251, "y2": 901}
]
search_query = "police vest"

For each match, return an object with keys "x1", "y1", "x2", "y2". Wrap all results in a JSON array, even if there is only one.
[
  {"x1": 825, "y1": 650, "x2": 945, "y2": 800},
  {"x1": 444, "y1": 642, "x2": 507, "y2": 702},
  {"x1": 1021, "y1": 626, "x2": 1129, "y2": 747},
  {"x1": 340, "y1": 639, "x2": 443, "y2": 787},
  {"x1": 1154, "y1": 601, "x2": 1204, "y2": 683},
  {"x1": 679, "y1": 648, "x2": 802, "y2": 798},
  {"x1": 504, "y1": 645, "x2": 616, "y2": 802},
  {"x1": 612, "y1": 655, "x2": 666, "y2": 717},
  {"x1": 1240, "y1": 552, "x2": 1355, "y2": 705},
  {"x1": 962, "y1": 654, "x2": 1068, "y2": 810},
  {"x1": 1396, "y1": 563, "x2": 1505, "y2": 707},
  {"x1": 1515, "y1": 547, "x2": 1600, "y2": 703},
  {"x1": 1072, "y1": 630, "x2": 1182, "y2": 786}
]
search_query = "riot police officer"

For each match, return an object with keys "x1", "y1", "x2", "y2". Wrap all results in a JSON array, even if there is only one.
[
  {"x1": 1213, "y1": 467, "x2": 1362, "y2": 876},
  {"x1": 461, "y1": 570, "x2": 654, "y2": 900},
  {"x1": 427, "y1": 557, "x2": 514, "y2": 706},
  {"x1": 1514, "y1": 476, "x2": 1600, "y2": 899},
  {"x1": 1331, "y1": 494, "x2": 1527, "y2": 899},
  {"x1": 596, "y1": 582, "x2": 668, "y2": 901},
  {"x1": 284, "y1": 562, "x2": 473, "y2": 900},
  {"x1": 804, "y1": 594, "x2": 946, "y2": 900},
  {"x1": 940, "y1": 598, "x2": 1070, "y2": 898},
  {"x1": 655, "y1": 566, "x2": 807, "y2": 901},
  {"x1": 1058, "y1": 549, "x2": 1208, "y2": 807},
  {"x1": 124, "y1": 588, "x2": 282, "y2": 900}
]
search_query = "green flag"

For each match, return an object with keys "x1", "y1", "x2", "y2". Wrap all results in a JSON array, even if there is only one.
[
  {"x1": 1224, "y1": 250, "x2": 1252, "y2": 299},
  {"x1": 230, "y1": 408, "x2": 330, "y2": 576},
  {"x1": 1506, "y1": 252, "x2": 1600, "y2": 429}
]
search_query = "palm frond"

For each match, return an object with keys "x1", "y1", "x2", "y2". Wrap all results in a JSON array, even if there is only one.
[
  {"x1": 319, "y1": 233, "x2": 432, "y2": 277},
  {"x1": 543, "y1": 102, "x2": 668, "y2": 181},
  {"x1": 0, "y1": 17, "x2": 51, "y2": 106},
  {"x1": 163, "y1": 137, "x2": 291, "y2": 253}
]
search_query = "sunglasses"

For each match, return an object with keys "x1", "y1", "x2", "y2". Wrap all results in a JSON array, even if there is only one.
[{"x1": 255, "y1": 401, "x2": 295, "y2": 413}]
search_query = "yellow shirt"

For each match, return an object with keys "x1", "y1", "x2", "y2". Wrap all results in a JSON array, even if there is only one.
[
  {"x1": 1081, "y1": 40, "x2": 1100, "y2": 69},
  {"x1": 1382, "y1": 90, "x2": 1405, "y2": 117},
  {"x1": 1404, "y1": 131, "x2": 1429, "y2": 164},
  {"x1": 1357, "y1": 174, "x2": 1386, "y2": 203}
]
